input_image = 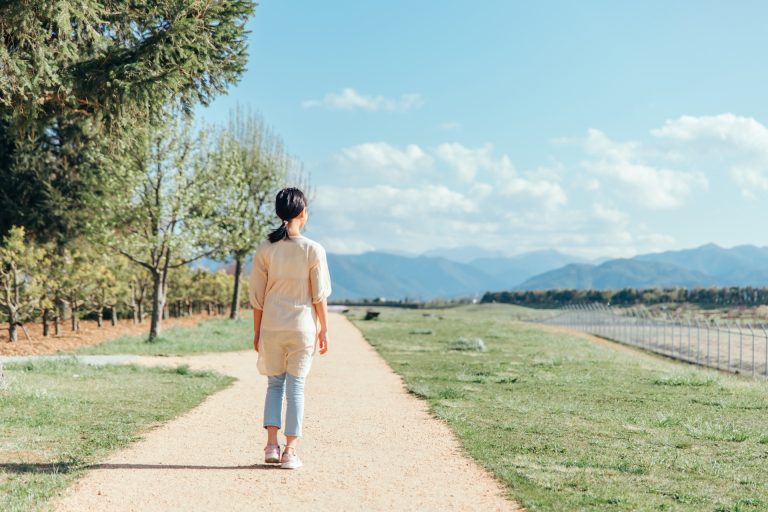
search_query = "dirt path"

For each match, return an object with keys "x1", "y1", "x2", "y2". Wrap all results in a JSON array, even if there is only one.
[{"x1": 52, "y1": 313, "x2": 521, "y2": 511}]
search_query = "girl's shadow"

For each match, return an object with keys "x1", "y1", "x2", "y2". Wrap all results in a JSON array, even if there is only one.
[{"x1": 0, "y1": 462, "x2": 283, "y2": 473}]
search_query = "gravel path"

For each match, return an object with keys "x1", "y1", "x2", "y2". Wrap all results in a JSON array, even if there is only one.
[{"x1": 52, "y1": 313, "x2": 521, "y2": 511}]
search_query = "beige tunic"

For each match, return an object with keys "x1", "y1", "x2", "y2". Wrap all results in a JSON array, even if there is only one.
[{"x1": 248, "y1": 235, "x2": 332, "y2": 378}]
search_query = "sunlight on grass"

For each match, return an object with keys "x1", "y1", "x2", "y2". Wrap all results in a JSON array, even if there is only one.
[
  {"x1": 0, "y1": 358, "x2": 233, "y2": 512},
  {"x1": 76, "y1": 315, "x2": 253, "y2": 355},
  {"x1": 351, "y1": 304, "x2": 768, "y2": 512}
]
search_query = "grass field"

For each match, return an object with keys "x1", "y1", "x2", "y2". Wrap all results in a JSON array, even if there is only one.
[
  {"x1": 0, "y1": 358, "x2": 234, "y2": 512},
  {"x1": 349, "y1": 304, "x2": 768, "y2": 512},
  {"x1": 75, "y1": 316, "x2": 253, "y2": 355}
]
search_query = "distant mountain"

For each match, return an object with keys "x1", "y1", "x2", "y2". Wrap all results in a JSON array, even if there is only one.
[
  {"x1": 325, "y1": 248, "x2": 591, "y2": 300},
  {"x1": 515, "y1": 244, "x2": 768, "y2": 290},
  {"x1": 421, "y1": 245, "x2": 506, "y2": 264},
  {"x1": 377, "y1": 249, "x2": 420, "y2": 258},
  {"x1": 326, "y1": 252, "x2": 497, "y2": 300},
  {"x1": 633, "y1": 243, "x2": 768, "y2": 286},
  {"x1": 516, "y1": 259, "x2": 714, "y2": 290},
  {"x1": 468, "y1": 249, "x2": 591, "y2": 289}
]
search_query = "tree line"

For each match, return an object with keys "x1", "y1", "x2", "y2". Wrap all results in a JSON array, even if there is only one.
[
  {"x1": 0, "y1": 2, "x2": 303, "y2": 342},
  {"x1": 481, "y1": 287, "x2": 768, "y2": 308},
  {"x1": 0, "y1": 227, "x2": 244, "y2": 342}
]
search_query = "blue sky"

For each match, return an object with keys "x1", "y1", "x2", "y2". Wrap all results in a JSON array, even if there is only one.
[{"x1": 198, "y1": 1, "x2": 768, "y2": 259}]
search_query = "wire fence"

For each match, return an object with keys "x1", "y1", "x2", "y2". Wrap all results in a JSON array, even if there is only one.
[{"x1": 541, "y1": 303, "x2": 768, "y2": 378}]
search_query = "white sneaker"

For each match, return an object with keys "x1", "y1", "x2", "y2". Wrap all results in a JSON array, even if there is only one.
[
  {"x1": 280, "y1": 445, "x2": 303, "y2": 469},
  {"x1": 264, "y1": 443, "x2": 280, "y2": 464}
]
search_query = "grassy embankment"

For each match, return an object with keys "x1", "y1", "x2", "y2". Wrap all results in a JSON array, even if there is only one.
[
  {"x1": 0, "y1": 358, "x2": 234, "y2": 512},
  {"x1": 349, "y1": 304, "x2": 768, "y2": 512}
]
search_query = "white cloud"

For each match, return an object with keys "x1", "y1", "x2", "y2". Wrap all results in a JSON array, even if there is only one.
[
  {"x1": 315, "y1": 183, "x2": 476, "y2": 219},
  {"x1": 651, "y1": 113, "x2": 768, "y2": 199},
  {"x1": 730, "y1": 165, "x2": 768, "y2": 198},
  {"x1": 592, "y1": 203, "x2": 628, "y2": 224},
  {"x1": 310, "y1": 135, "x2": 682, "y2": 258},
  {"x1": 498, "y1": 205, "x2": 671, "y2": 260},
  {"x1": 337, "y1": 142, "x2": 433, "y2": 172},
  {"x1": 436, "y1": 143, "x2": 567, "y2": 208},
  {"x1": 302, "y1": 88, "x2": 424, "y2": 112},
  {"x1": 502, "y1": 178, "x2": 567, "y2": 209},
  {"x1": 651, "y1": 114, "x2": 768, "y2": 151},
  {"x1": 435, "y1": 143, "x2": 495, "y2": 181},
  {"x1": 334, "y1": 142, "x2": 434, "y2": 184},
  {"x1": 582, "y1": 129, "x2": 708, "y2": 209}
]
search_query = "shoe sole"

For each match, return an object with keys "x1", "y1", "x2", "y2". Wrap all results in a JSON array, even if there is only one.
[
  {"x1": 265, "y1": 457, "x2": 280, "y2": 464},
  {"x1": 281, "y1": 460, "x2": 303, "y2": 469}
]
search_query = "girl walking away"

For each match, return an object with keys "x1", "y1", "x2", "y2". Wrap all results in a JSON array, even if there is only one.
[{"x1": 249, "y1": 187, "x2": 332, "y2": 469}]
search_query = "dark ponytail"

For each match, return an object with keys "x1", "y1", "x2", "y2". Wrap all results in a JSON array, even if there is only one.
[{"x1": 268, "y1": 187, "x2": 308, "y2": 243}]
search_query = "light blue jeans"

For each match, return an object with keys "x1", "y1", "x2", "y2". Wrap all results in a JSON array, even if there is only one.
[{"x1": 263, "y1": 372, "x2": 306, "y2": 437}]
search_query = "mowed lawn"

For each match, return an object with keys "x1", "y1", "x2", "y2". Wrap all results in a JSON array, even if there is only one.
[
  {"x1": 76, "y1": 316, "x2": 253, "y2": 355},
  {"x1": 350, "y1": 304, "x2": 768, "y2": 512},
  {"x1": 0, "y1": 359, "x2": 234, "y2": 512}
]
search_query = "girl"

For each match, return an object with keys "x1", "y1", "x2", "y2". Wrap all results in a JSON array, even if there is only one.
[{"x1": 248, "y1": 187, "x2": 332, "y2": 470}]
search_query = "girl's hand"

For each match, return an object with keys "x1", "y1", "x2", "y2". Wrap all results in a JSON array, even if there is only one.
[
  {"x1": 318, "y1": 328, "x2": 328, "y2": 355},
  {"x1": 253, "y1": 334, "x2": 260, "y2": 352}
]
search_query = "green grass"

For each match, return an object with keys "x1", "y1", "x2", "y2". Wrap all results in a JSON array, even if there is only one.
[
  {"x1": 0, "y1": 358, "x2": 234, "y2": 512},
  {"x1": 75, "y1": 316, "x2": 253, "y2": 355},
  {"x1": 349, "y1": 304, "x2": 768, "y2": 512}
]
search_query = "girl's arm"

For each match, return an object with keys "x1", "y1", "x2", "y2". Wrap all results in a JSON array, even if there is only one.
[
  {"x1": 249, "y1": 250, "x2": 267, "y2": 352},
  {"x1": 252, "y1": 308, "x2": 263, "y2": 352},
  {"x1": 310, "y1": 244, "x2": 332, "y2": 355},
  {"x1": 313, "y1": 299, "x2": 329, "y2": 354}
]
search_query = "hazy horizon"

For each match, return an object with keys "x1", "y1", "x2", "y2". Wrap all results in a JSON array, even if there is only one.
[{"x1": 331, "y1": 240, "x2": 768, "y2": 260}]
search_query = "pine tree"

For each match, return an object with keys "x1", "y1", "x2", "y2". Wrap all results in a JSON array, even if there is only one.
[{"x1": 0, "y1": 1, "x2": 256, "y2": 242}]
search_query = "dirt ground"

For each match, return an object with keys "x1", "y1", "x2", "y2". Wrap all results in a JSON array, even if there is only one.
[
  {"x1": 531, "y1": 322, "x2": 667, "y2": 362},
  {"x1": 0, "y1": 313, "x2": 222, "y2": 356},
  {"x1": 51, "y1": 313, "x2": 522, "y2": 511}
]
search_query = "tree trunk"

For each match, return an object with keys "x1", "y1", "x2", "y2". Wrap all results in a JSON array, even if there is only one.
[
  {"x1": 71, "y1": 301, "x2": 78, "y2": 331},
  {"x1": 97, "y1": 307, "x2": 104, "y2": 328},
  {"x1": 54, "y1": 312, "x2": 60, "y2": 336},
  {"x1": 206, "y1": 302, "x2": 212, "y2": 316},
  {"x1": 138, "y1": 299, "x2": 144, "y2": 323},
  {"x1": 230, "y1": 255, "x2": 243, "y2": 320},
  {"x1": 110, "y1": 306, "x2": 117, "y2": 326},
  {"x1": 42, "y1": 308, "x2": 50, "y2": 337},
  {"x1": 149, "y1": 271, "x2": 165, "y2": 341},
  {"x1": 187, "y1": 301, "x2": 192, "y2": 317},
  {"x1": 57, "y1": 297, "x2": 65, "y2": 320},
  {"x1": 8, "y1": 319, "x2": 16, "y2": 343}
]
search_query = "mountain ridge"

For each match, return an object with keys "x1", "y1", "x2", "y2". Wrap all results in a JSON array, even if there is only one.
[
  {"x1": 515, "y1": 243, "x2": 768, "y2": 290},
  {"x1": 200, "y1": 242, "x2": 768, "y2": 300}
]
